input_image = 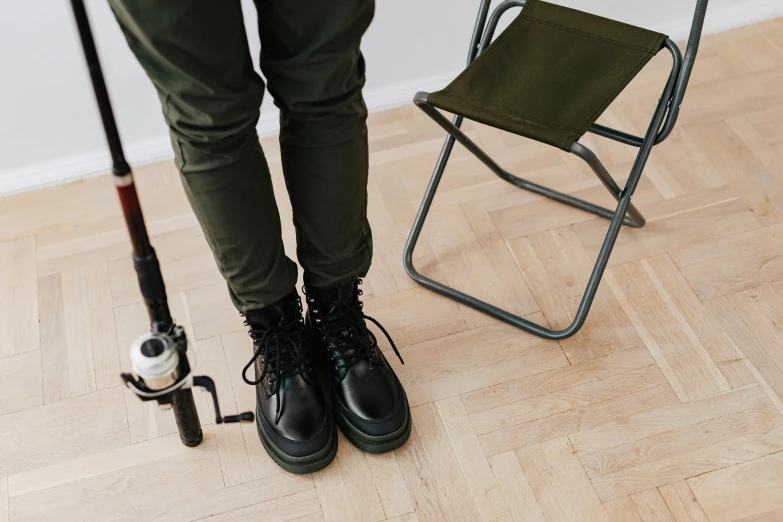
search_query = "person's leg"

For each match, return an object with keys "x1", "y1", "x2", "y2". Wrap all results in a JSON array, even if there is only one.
[
  {"x1": 110, "y1": 0, "x2": 297, "y2": 313},
  {"x1": 255, "y1": 0, "x2": 374, "y2": 288},
  {"x1": 110, "y1": 0, "x2": 336, "y2": 474},
  {"x1": 256, "y1": 0, "x2": 410, "y2": 453}
]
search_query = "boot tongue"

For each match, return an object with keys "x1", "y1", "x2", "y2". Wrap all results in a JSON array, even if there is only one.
[
  {"x1": 314, "y1": 282, "x2": 356, "y2": 312},
  {"x1": 245, "y1": 292, "x2": 298, "y2": 329}
]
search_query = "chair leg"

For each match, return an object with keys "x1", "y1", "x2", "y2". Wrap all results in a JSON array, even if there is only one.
[
  {"x1": 405, "y1": 82, "x2": 674, "y2": 339},
  {"x1": 413, "y1": 97, "x2": 645, "y2": 228},
  {"x1": 402, "y1": 132, "x2": 637, "y2": 340}
]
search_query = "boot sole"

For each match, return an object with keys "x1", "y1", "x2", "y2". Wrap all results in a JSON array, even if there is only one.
[
  {"x1": 333, "y1": 401, "x2": 411, "y2": 454},
  {"x1": 255, "y1": 404, "x2": 337, "y2": 474}
]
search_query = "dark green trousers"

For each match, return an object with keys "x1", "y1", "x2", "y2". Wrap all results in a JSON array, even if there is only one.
[{"x1": 110, "y1": 0, "x2": 374, "y2": 313}]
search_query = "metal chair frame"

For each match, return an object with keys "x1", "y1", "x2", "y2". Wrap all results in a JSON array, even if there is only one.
[{"x1": 404, "y1": 0, "x2": 709, "y2": 340}]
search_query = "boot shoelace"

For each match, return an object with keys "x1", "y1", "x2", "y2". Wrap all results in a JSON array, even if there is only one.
[
  {"x1": 311, "y1": 293, "x2": 404, "y2": 373},
  {"x1": 241, "y1": 316, "x2": 307, "y2": 424}
]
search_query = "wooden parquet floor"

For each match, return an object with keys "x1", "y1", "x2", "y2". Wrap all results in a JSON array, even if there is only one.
[{"x1": 2, "y1": 18, "x2": 783, "y2": 522}]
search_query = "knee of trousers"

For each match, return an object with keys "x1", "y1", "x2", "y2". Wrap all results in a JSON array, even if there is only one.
[
  {"x1": 165, "y1": 108, "x2": 263, "y2": 175},
  {"x1": 271, "y1": 56, "x2": 369, "y2": 148}
]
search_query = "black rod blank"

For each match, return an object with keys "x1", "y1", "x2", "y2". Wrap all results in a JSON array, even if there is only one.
[{"x1": 70, "y1": 0, "x2": 130, "y2": 176}]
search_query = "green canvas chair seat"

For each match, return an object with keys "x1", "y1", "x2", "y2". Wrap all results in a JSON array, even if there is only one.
[
  {"x1": 404, "y1": 0, "x2": 709, "y2": 340},
  {"x1": 426, "y1": 0, "x2": 668, "y2": 151}
]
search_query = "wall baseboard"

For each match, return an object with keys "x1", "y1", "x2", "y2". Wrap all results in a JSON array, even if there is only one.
[{"x1": 2, "y1": 1, "x2": 781, "y2": 197}]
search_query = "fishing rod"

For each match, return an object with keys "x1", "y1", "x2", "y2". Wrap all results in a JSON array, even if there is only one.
[{"x1": 70, "y1": 0, "x2": 253, "y2": 447}]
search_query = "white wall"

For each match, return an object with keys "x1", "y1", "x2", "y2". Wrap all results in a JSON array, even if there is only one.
[{"x1": 1, "y1": 0, "x2": 782, "y2": 195}]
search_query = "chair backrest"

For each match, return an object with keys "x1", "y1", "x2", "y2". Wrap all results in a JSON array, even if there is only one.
[{"x1": 466, "y1": 0, "x2": 709, "y2": 143}]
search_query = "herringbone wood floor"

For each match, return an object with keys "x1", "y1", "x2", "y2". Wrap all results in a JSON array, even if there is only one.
[{"x1": 3, "y1": 18, "x2": 783, "y2": 522}]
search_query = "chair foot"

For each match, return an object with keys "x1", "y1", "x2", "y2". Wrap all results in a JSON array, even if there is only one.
[{"x1": 402, "y1": 255, "x2": 585, "y2": 340}]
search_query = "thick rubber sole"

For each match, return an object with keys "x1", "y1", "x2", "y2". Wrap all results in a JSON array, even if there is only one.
[
  {"x1": 334, "y1": 401, "x2": 411, "y2": 454},
  {"x1": 255, "y1": 405, "x2": 337, "y2": 475}
]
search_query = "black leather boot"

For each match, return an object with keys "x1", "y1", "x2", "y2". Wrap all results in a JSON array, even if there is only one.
[
  {"x1": 305, "y1": 279, "x2": 410, "y2": 453},
  {"x1": 242, "y1": 291, "x2": 336, "y2": 474}
]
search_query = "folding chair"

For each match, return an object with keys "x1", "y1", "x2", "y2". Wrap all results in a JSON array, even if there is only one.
[{"x1": 404, "y1": 0, "x2": 708, "y2": 340}]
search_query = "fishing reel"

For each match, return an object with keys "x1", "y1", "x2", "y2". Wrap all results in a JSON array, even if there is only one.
[{"x1": 121, "y1": 326, "x2": 254, "y2": 446}]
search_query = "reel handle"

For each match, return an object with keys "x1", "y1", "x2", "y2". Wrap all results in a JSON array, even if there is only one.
[{"x1": 191, "y1": 376, "x2": 254, "y2": 425}]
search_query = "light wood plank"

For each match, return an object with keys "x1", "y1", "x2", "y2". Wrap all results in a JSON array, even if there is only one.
[
  {"x1": 633, "y1": 255, "x2": 753, "y2": 389},
  {"x1": 631, "y1": 489, "x2": 675, "y2": 522},
  {"x1": 712, "y1": 23, "x2": 783, "y2": 74},
  {"x1": 435, "y1": 397, "x2": 513, "y2": 521},
  {"x1": 334, "y1": 432, "x2": 386, "y2": 522},
  {"x1": 393, "y1": 320, "x2": 560, "y2": 390},
  {"x1": 193, "y1": 489, "x2": 321, "y2": 522},
  {"x1": 591, "y1": 423, "x2": 783, "y2": 502},
  {"x1": 378, "y1": 172, "x2": 448, "y2": 289},
  {"x1": 607, "y1": 255, "x2": 732, "y2": 401},
  {"x1": 186, "y1": 282, "x2": 244, "y2": 341},
  {"x1": 575, "y1": 388, "x2": 780, "y2": 479},
  {"x1": 410, "y1": 403, "x2": 482, "y2": 521},
  {"x1": 689, "y1": 451, "x2": 783, "y2": 522},
  {"x1": 60, "y1": 267, "x2": 97, "y2": 397},
  {"x1": 488, "y1": 452, "x2": 545, "y2": 522},
  {"x1": 0, "y1": 387, "x2": 128, "y2": 477},
  {"x1": 706, "y1": 294, "x2": 783, "y2": 416},
  {"x1": 85, "y1": 263, "x2": 121, "y2": 391},
  {"x1": 471, "y1": 365, "x2": 666, "y2": 436},
  {"x1": 479, "y1": 385, "x2": 679, "y2": 457},
  {"x1": 161, "y1": 470, "x2": 315, "y2": 522},
  {"x1": 672, "y1": 224, "x2": 783, "y2": 301},
  {"x1": 365, "y1": 451, "x2": 415, "y2": 520},
  {"x1": 426, "y1": 205, "x2": 517, "y2": 328},
  {"x1": 573, "y1": 188, "x2": 762, "y2": 268},
  {"x1": 8, "y1": 430, "x2": 192, "y2": 498},
  {"x1": 9, "y1": 430, "x2": 220, "y2": 522},
  {"x1": 394, "y1": 424, "x2": 448, "y2": 522},
  {"x1": 734, "y1": 285, "x2": 783, "y2": 373},
  {"x1": 508, "y1": 227, "x2": 642, "y2": 363},
  {"x1": 405, "y1": 323, "x2": 568, "y2": 407},
  {"x1": 604, "y1": 497, "x2": 645, "y2": 522},
  {"x1": 365, "y1": 287, "x2": 469, "y2": 349},
  {"x1": 461, "y1": 346, "x2": 654, "y2": 414},
  {"x1": 0, "y1": 351, "x2": 42, "y2": 415},
  {"x1": 0, "y1": 236, "x2": 39, "y2": 358},
  {"x1": 570, "y1": 383, "x2": 771, "y2": 456},
  {"x1": 658, "y1": 481, "x2": 709, "y2": 522},
  {"x1": 0, "y1": 476, "x2": 7, "y2": 522},
  {"x1": 384, "y1": 513, "x2": 419, "y2": 522},
  {"x1": 515, "y1": 437, "x2": 610, "y2": 522},
  {"x1": 289, "y1": 514, "x2": 325, "y2": 522},
  {"x1": 313, "y1": 459, "x2": 363, "y2": 522},
  {"x1": 685, "y1": 121, "x2": 783, "y2": 226},
  {"x1": 461, "y1": 199, "x2": 539, "y2": 316},
  {"x1": 38, "y1": 274, "x2": 68, "y2": 403},
  {"x1": 725, "y1": 114, "x2": 783, "y2": 199}
]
